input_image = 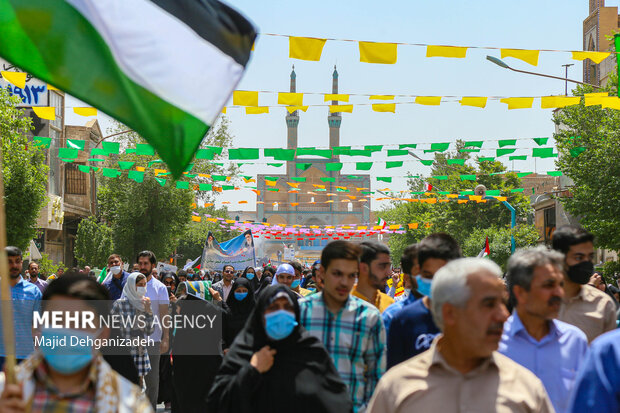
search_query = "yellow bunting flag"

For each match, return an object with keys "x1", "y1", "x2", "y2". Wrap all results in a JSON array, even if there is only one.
[
  {"x1": 242, "y1": 177, "x2": 255, "y2": 183},
  {"x1": 540, "y1": 96, "x2": 580, "y2": 109},
  {"x1": 32, "y1": 106, "x2": 55, "y2": 120},
  {"x1": 408, "y1": 223, "x2": 419, "y2": 229},
  {"x1": 388, "y1": 224, "x2": 401, "y2": 230},
  {"x1": 584, "y1": 95, "x2": 607, "y2": 106},
  {"x1": 73, "y1": 107, "x2": 97, "y2": 116},
  {"x1": 312, "y1": 184, "x2": 325, "y2": 189},
  {"x1": 47, "y1": 84, "x2": 59, "y2": 91},
  {"x1": 286, "y1": 105, "x2": 309, "y2": 113},
  {"x1": 500, "y1": 49, "x2": 540, "y2": 66},
  {"x1": 330, "y1": 104, "x2": 353, "y2": 113},
  {"x1": 373, "y1": 225, "x2": 383, "y2": 230},
  {"x1": 190, "y1": 203, "x2": 197, "y2": 209},
  {"x1": 246, "y1": 106, "x2": 269, "y2": 114},
  {"x1": 207, "y1": 217, "x2": 218, "y2": 222},
  {"x1": 447, "y1": 194, "x2": 458, "y2": 198},
  {"x1": 426, "y1": 45, "x2": 468, "y2": 58},
  {"x1": 458, "y1": 200, "x2": 468, "y2": 204},
  {"x1": 278, "y1": 92, "x2": 303, "y2": 106},
  {"x1": 495, "y1": 197, "x2": 508, "y2": 202},
  {"x1": 287, "y1": 182, "x2": 300, "y2": 188},
  {"x1": 251, "y1": 189, "x2": 261, "y2": 196},
  {"x1": 136, "y1": 166, "x2": 146, "y2": 172},
  {"x1": 239, "y1": 200, "x2": 248, "y2": 204},
  {"x1": 290, "y1": 202, "x2": 299, "y2": 206},
  {"x1": 191, "y1": 216, "x2": 202, "y2": 222},
  {"x1": 233, "y1": 91, "x2": 259, "y2": 106},
  {"x1": 415, "y1": 96, "x2": 441, "y2": 106},
  {"x1": 204, "y1": 202, "x2": 214, "y2": 207},
  {"x1": 460, "y1": 97, "x2": 487, "y2": 108},
  {"x1": 324, "y1": 94, "x2": 350, "y2": 102},
  {"x1": 289, "y1": 36, "x2": 327, "y2": 61},
  {"x1": 571, "y1": 51, "x2": 610, "y2": 64},
  {"x1": 265, "y1": 180, "x2": 277, "y2": 187},
  {"x1": 372, "y1": 103, "x2": 396, "y2": 113},
  {"x1": 1, "y1": 71, "x2": 26, "y2": 88},
  {"x1": 369, "y1": 95, "x2": 395, "y2": 100},
  {"x1": 221, "y1": 107, "x2": 227, "y2": 114},
  {"x1": 601, "y1": 97, "x2": 620, "y2": 109},
  {"x1": 359, "y1": 41, "x2": 398, "y2": 64},
  {"x1": 500, "y1": 97, "x2": 534, "y2": 110},
  {"x1": 469, "y1": 195, "x2": 483, "y2": 201},
  {"x1": 154, "y1": 168, "x2": 167, "y2": 176}
]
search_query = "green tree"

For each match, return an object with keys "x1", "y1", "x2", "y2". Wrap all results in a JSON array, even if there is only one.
[
  {"x1": 461, "y1": 225, "x2": 541, "y2": 270},
  {"x1": 553, "y1": 82, "x2": 620, "y2": 251},
  {"x1": 378, "y1": 141, "x2": 536, "y2": 262},
  {"x1": 74, "y1": 216, "x2": 114, "y2": 268},
  {"x1": 0, "y1": 89, "x2": 48, "y2": 250},
  {"x1": 175, "y1": 205, "x2": 233, "y2": 261}
]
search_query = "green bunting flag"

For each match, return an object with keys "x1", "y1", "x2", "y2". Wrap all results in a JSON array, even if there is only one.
[
  {"x1": 67, "y1": 139, "x2": 86, "y2": 150},
  {"x1": 616, "y1": 34, "x2": 620, "y2": 97},
  {"x1": 498, "y1": 139, "x2": 517, "y2": 147},
  {"x1": 446, "y1": 159, "x2": 465, "y2": 166},
  {"x1": 229, "y1": 148, "x2": 259, "y2": 160},
  {"x1": 176, "y1": 181, "x2": 190, "y2": 189},
  {"x1": 128, "y1": 171, "x2": 144, "y2": 183},
  {"x1": 533, "y1": 138, "x2": 549, "y2": 146},
  {"x1": 296, "y1": 163, "x2": 312, "y2": 170},
  {"x1": 376, "y1": 177, "x2": 392, "y2": 182},
  {"x1": 290, "y1": 177, "x2": 307, "y2": 182},
  {"x1": 321, "y1": 177, "x2": 336, "y2": 182},
  {"x1": 136, "y1": 144, "x2": 155, "y2": 156},
  {"x1": 464, "y1": 141, "x2": 483, "y2": 148},
  {"x1": 387, "y1": 149, "x2": 408, "y2": 157},
  {"x1": 496, "y1": 148, "x2": 516, "y2": 157},
  {"x1": 118, "y1": 161, "x2": 134, "y2": 170},
  {"x1": 102, "y1": 142, "x2": 120, "y2": 155},
  {"x1": 399, "y1": 144, "x2": 417, "y2": 149},
  {"x1": 356, "y1": 162, "x2": 372, "y2": 171},
  {"x1": 296, "y1": 148, "x2": 332, "y2": 158},
  {"x1": 33, "y1": 136, "x2": 51, "y2": 148},
  {"x1": 326, "y1": 163, "x2": 343, "y2": 171},
  {"x1": 479, "y1": 157, "x2": 495, "y2": 162},
  {"x1": 460, "y1": 175, "x2": 476, "y2": 181},
  {"x1": 509, "y1": 155, "x2": 528, "y2": 161},
  {"x1": 58, "y1": 147, "x2": 78, "y2": 159},
  {"x1": 386, "y1": 161, "x2": 403, "y2": 169}
]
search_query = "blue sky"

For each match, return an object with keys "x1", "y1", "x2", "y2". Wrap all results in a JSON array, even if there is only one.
[{"x1": 65, "y1": 0, "x2": 604, "y2": 211}]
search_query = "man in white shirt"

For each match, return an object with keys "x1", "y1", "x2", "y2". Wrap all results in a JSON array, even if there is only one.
[{"x1": 136, "y1": 250, "x2": 170, "y2": 409}]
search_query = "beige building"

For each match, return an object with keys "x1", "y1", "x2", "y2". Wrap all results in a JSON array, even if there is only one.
[{"x1": 583, "y1": 0, "x2": 620, "y2": 86}]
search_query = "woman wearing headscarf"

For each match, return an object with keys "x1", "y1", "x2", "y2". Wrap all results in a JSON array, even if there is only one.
[
  {"x1": 223, "y1": 278, "x2": 256, "y2": 351},
  {"x1": 208, "y1": 285, "x2": 352, "y2": 413},
  {"x1": 241, "y1": 266, "x2": 256, "y2": 281},
  {"x1": 172, "y1": 281, "x2": 224, "y2": 413},
  {"x1": 158, "y1": 271, "x2": 179, "y2": 409},
  {"x1": 254, "y1": 266, "x2": 273, "y2": 297},
  {"x1": 110, "y1": 272, "x2": 154, "y2": 386}
]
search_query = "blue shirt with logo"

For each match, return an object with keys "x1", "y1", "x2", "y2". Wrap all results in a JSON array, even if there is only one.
[{"x1": 387, "y1": 298, "x2": 439, "y2": 368}]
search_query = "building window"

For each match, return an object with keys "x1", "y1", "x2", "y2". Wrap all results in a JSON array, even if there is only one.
[{"x1": 65, "y1": 163, "x2": 87, "y2": 195}]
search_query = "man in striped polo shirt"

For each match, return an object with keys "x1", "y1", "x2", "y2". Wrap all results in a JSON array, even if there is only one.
[{"x1": 299, "y1": 241, "x2": 386, "y2": 413}]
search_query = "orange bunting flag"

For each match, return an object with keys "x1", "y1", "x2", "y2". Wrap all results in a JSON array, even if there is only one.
[
  {"x1": 408, "y1": 223, "x2": 419, "y2": 229},
  {"x1": 191, "y1": 216, "x2": 201, "y2": 222}
]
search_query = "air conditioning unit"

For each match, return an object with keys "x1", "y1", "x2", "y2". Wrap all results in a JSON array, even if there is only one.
[{"x1": 474, "y1": 185, "x2": 487, "y2": 198}]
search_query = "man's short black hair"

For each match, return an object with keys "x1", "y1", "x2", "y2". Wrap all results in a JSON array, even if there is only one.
[
  {"x1": 417, "y1": 233, "x2": 462, "y2": 268},
  {"x1": 42, "y1": 274, "x2": 110, "y2": 317},
  {"x1": 288, "y1": 260, "x2": 303, "y2": 273},
  {"x1": 321, "y1": 241, "x2": 361, "y2": 270},
  {"x1": 177, "y1": 269, "x2": 188, "y2": 278},
  {"x1": 359, "y1": 242, "x2": 391, "y2": 266},
  {"x1": 552, "y1": 226, "x2": 594, "y2": 255},
  {"x1": 5, "y1": 246, "x2": 21, "y2": 258},
  {"x1": 223, "y1": 264, "x2": 234, "y2": 272},
  {"x1": 136, "y1": 250, "x2": 157, "y2": 265},
  {"x1": 400, "y1": 244, "x2": 419, "y2": 275}
]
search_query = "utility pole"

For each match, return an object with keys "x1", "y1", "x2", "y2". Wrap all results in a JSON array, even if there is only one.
[{"x1": 562, "y1": 63, "x2": 574, "y2": 95}]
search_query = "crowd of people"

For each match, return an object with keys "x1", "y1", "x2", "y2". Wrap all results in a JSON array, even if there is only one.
[{"x1": 0, "y1": 225, "x2": 619, "y2": 412}]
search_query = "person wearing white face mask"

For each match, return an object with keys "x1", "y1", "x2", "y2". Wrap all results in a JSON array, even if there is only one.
[
  {"x1": 102, "y1": 254, "x2": 131, "y2": 300},
  {"x1": 112, "y1": 272, "x2": 155, "y2": 386}
]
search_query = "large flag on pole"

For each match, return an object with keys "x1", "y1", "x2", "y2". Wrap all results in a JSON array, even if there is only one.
[{"x1": 0, "y1": 0, "x2": 256, "y2": 177}]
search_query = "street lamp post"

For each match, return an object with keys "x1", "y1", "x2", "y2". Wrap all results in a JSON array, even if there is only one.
[{"x1": 486, "y1": 56, "x2": 601, "y2": 90}]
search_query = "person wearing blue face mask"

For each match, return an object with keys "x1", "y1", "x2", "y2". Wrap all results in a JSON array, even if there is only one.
[
  {"x1": 0, "y1": 273, "x2": 153, "y2": 412},
  {"x1": 223, "y1": 278, "x2": 256, "y2": 352},
  {"x1": 242, "y1": 266, "x2": 256, "y2": 281},
  {"x1": 208, "y1": 285, "x2": 352, "y2": 413},
  {"x1": 288, "y1": 260, "x2": 312, "y2": 297},
  {"x1": 387, "y1": 233, "x2": 462, "y2": 368}
]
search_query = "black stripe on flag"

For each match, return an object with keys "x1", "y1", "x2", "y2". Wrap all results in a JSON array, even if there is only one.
[{"x1": 150, "y1": 0, "x2": 256, "y2": 67}]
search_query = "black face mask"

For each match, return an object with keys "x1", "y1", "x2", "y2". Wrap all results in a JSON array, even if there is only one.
[{"x1": 567, "y1": 261, "x2": 594, "y2": 285}]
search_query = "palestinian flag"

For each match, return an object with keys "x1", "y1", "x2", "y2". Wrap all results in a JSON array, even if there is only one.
[
  {"x1": 477, "y1": 236, "x2": 490, "y2": 258},
  {"x1": 377, "y1": 218, "x2": 386, "y2": 229},
  {"x1": 0, "y1": 0, "x2": 256, "y2": 177}
]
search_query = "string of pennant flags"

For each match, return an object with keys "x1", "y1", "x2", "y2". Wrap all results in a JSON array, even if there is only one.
[{"x1": 256, "y1": 33, "x2": 614, "y2": 66}]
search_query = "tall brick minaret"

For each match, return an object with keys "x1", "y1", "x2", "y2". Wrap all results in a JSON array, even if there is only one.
[
  {"x1": 286, "y1": 65, "x2": 299, "y2": 178},
  {"x1": 328, "y1": 65, "x2": 341, "y2": 153}
]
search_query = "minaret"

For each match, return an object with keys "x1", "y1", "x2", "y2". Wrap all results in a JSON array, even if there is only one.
[
  {"x1": 328, "y1": 65, "x2": 341, "y2": 152},
  {"x1": 286, "y1": 65, "x2": 299, "y2": 178}
]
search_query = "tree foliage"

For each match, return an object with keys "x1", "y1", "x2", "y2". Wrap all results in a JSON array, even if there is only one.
[
  {"x1": 553, "y1": 82, "x2": 620, "y2": 251},
  {"x1": 175, "y1": 205, "x2": 234, "y2": 261},
  {"x1": 0, "y1": 89, "x2": 48, "y2": 250},
  {"x1": 74, "y1": 216, "x2": 114, "y2": 268},
  {"x1": 75, "y1": 117, "x2": 239, "y2": 264},
  {"x1": 378, "y1": 141, "x2": 537, "y2": 262}
]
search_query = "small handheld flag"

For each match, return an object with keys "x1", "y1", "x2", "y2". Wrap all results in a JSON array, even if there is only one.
[{"x1": 477, "y1": 236, "x2": 490, "y2": 258}]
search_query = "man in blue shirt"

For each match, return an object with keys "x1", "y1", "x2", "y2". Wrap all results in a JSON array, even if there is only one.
[
  {"x1": 499, "y1": 246, "x2": 588, "y2": 413},
  {"x1": 569, "y1": 329, "x2": 620, "y2": 412},
  {"x1": 102, "y1": 254, "x2": 130, "y2": 300},
  {"x1": 0, "y1": 246, "x2": 42, "y2": 370},
  {"x1": 382, "y1": 243, "x2": 423, "y2": 335},
  {"x1": 387, "y1": 233, "x2": 461, "y2": 368}
]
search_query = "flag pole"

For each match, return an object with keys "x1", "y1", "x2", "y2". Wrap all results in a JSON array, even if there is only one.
[{"x1": 0, "y1": 145, "x2": 16, "y2": 384}]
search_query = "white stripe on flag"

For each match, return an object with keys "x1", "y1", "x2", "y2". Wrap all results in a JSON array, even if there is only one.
[{"x1": 66, "y1": 0, "x2": 244, "y2": 124}]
